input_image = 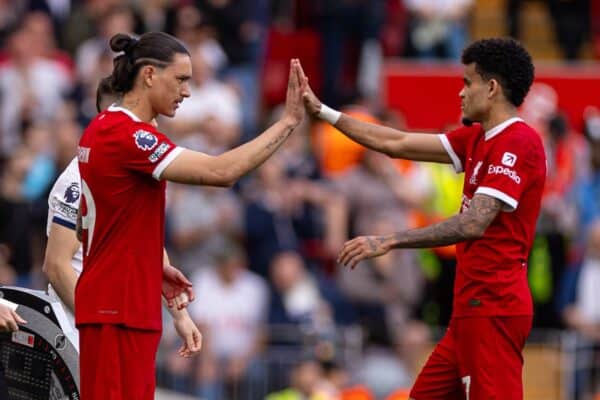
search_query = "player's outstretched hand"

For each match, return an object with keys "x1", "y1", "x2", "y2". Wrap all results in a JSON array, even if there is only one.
[
  {"x1": 338, "y1": 235, "x2": 390, "y2": 269},
  {"x1": 297, "y1": 61, "x2": 321, "y2": 116},
  {"x1": 162, "y1": 265, "x2": 195, "y2": 310},
  {"x1": 282, "y1": 59, "x2": 307, "y2": 127},
  {"x1": 0, "y1": 304, "x2": 26, "y2": 332},
  {"x1": 173, "y1": 315, "x2": 202, "y2": 358}
]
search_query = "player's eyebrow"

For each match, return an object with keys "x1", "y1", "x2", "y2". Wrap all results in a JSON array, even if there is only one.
[{"x1": 176, "y1": 74, "x2": 191, "y2": 81}]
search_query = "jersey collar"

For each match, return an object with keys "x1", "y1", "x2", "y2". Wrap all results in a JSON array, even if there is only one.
[
  {"x1": 484, "y1": 117, "x2": 524, "y2": 141},
  {"x1": 107, "y1": 104, "x2": 142, "y2": 122}
]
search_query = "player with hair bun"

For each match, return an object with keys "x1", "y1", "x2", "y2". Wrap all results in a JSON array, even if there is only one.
[{"x1": 77, "y1": 31, "x2": 306, "y2": 399}]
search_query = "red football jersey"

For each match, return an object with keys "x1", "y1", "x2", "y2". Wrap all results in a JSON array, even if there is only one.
[
  {"x1": 76, "y1": 105, "x2": 183, "y2": 330},
  {"x1": 439, "y1": 118, "x2": 546, "y2": 317}
]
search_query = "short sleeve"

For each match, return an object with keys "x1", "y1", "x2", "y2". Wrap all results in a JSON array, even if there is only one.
[
  {"x1": 438, "y1": 125, "x2": 479, "y2": 173},
  {"x1": 120, "y1": 123, "x2": 184, "y2": 180},
  {"x1": 49, "y1": 160, "x2": 81, "y2": 230},
  {"x1": 475, "y1": 138, "x2": 534, "y2": 211}
]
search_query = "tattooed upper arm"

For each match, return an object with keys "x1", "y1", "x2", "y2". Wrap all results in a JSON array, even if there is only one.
[{"x1": 462, "y1": 193, "x2": 503, "y2": 237}]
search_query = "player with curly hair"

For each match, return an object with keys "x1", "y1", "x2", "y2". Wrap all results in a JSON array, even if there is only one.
[{"x1": 302, "y1": 37, "x2": 544, "y2": 399}]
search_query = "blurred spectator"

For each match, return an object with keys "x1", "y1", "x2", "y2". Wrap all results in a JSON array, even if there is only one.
[
  {"x1": 337, "y1": 216, "x2": 424, "y2": 347},
  {"x1": 53, "y1": 107, "x2": 82, "y2": 171},
  {"x1": 166, "y1": 2, "x2": 226, "y2": 68},
  {"x1": 318, "y1": 1, "x2": 385, "y2": 106},
  {"x1": 575, "y1": 106, "x2": 600, "y2": 231},
  {"x1": 548, "y1": 0, "x2": 590, "y2": 61},
  {"x1": 75, "y1": 5, "x2": 135, "y2": 88},
  {"x1": 556, "y1": 106, "x2": 600, "y2": 335},
  {"x1": 20, "y1": 123, "x2": 56, "y2": 201},
  {"x1": 20, "y1": 11, "x2": 74, "y2": 75},
  {"x1": 268, "y1": 251, "x2": 355, "y2": 335},
  {"x1": 535, "y1": 111, "x2": 584, "y2": 327},
  {"x1": 0, "y1": 1, "x2": 24, "y2": 49},
  {"x1": 507, "y1": 0, "x2": 589, "y2": 61},
  {"x1": 563, "y1": 220, "x2": 600, "y2": 400},
  {"x1": 61, "y1": 0, "x2": 124, "y2": 54},
  {"x1": 336, "y1": 214, "x2": 426, "y2": 398},
  {"x1": 162, "y1": 45, "x2": 241, "y2": 151},
  {"x1": 242, "y1": 154, "x2": 347, "y2": 277},
  {"x1": 404, "y1": 0, "x2": 473, "y2": 60},
  {"x1": 196, "y1": 0, "x2": 263, "y2": 67},
  {"x1": 331, "y1": 148, "x2": 429, "y2": 236},
  {"x1": 0, "y1": 22, "x2": 72, "y2": 156},
  {"x1": 416, "y1": 157, "x2": 464, "y2": 326},
  {"x1": 166, "y1": 183, "x2": 242, "y2": 276},
  {"x1": 266, "y1": 358, "x2": 339, "y2": 400},
  {"x1": 0, "y1": 149, "x2": 34, "y2": 286},
  {"x1": 276, "y1": 115, "x2": 321, "y2": 182},
  {"x1": 76, "y1": 49, "x2": 115, "y2": 124},
  {"x1": 137, "y1": 0, "x2": 171, "y2": 33},
  {"x1": 312, "y1": 104, "x2": 379, "y2": 179},
  {"x1": 185, "y1": 242, "x2": 269, "y2": 400},
  {"x1": 0, "y1": 244, "x2": 16, "y2": 285},
  {"x1": 354, "y1": 345, "x2": 412, "y2": 399},
  {"x1": 506, "y1": 0, "x2": 533, "y2": 40},
  {"x1": 521, "y1": 83, "x2": 584, "y2": 327},
  {"x1": 197, "y1": 0, "x2": 268, "y2": 140}
]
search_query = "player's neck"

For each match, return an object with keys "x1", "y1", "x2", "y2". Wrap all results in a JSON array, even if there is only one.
[
  {"x1": 119, "y1": 93, "x2": 156, "y2": 123},
  {"x1": 481, "y1": 105, "x2": 519, "y2": 132}
]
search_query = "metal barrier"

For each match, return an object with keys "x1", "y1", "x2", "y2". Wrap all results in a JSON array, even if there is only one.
[{"x1": 156, "y1": 325, "x2": 600, "y2": 400}]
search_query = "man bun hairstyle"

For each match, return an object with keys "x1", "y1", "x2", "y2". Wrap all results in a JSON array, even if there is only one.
[
  {"x1": 461, "y1": 38, "x2": 534, "y2": 107},
  {"x1": 108, "y1": 32, "x2": 190, "y2": 94}
]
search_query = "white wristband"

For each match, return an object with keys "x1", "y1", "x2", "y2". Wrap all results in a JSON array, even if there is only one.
[
  {"x1": 318, "y1": 104, "x2": 341, "y2": 125},
  {"x1": 0, "y1": 298, "x2": 17, "y2": 311}
]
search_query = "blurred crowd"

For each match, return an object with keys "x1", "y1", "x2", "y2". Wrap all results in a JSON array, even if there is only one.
[{"x1": 0, "y1": 0, "x2": 600, "y2": 399}]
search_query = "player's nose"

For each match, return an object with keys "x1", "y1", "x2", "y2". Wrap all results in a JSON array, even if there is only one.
[{"x1": 181, "y1": 83, "x2": 191, "y2": 98}]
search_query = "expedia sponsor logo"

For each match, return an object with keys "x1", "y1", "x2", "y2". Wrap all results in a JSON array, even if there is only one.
[
  {"x1": 488, "y1": 164, "x2": 521, "y2": 184},
  {"x1": 501, "y1": 152, "x2": 517, "y2": 167},
  {"x1": 148, "y1": 142, "x2": 171, "y2": 163}
]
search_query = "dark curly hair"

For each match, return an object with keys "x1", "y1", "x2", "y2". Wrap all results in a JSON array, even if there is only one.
[{"x1": 461, "y1": 38, "x2": 534, "y2": 107}]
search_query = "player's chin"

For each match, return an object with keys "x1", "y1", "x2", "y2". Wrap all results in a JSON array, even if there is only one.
[{"x1": 162, "y1": 108, "x2": 177, "y2": 118}]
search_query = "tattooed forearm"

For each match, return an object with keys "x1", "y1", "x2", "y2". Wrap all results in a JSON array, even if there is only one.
[
  {"x1": 265, "y1": 126, "x2": 295, "y2": 151},
  {"x1": 385, "y1": 194, "x2": 502, "y2": 249}
]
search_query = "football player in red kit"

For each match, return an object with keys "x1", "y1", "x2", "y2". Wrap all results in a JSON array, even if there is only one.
[
  {"x1": 77, "y1": 31, "x2": 306, "y2": 399},
  {"x1": 301, "y1": 38, "x2": 544, "y2": 399}
]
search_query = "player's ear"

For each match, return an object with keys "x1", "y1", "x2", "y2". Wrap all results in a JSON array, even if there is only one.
[
  {"x1": 141, "y1": 65, "x2": 156, "y2": 88},
  {"x1": 488, "y1": 78, "x2": 501, "y2": 99}
]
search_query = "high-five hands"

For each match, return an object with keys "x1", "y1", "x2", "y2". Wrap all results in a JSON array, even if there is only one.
[
  {"x1": 295, "y1": 61, "x2": 322, "y2": 116},
  {"x1": 283, "y1": 59, "x2": 309, "y2": 126}
]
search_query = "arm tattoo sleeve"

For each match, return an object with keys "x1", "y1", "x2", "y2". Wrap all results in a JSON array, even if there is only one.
[{"x1": 387, "y1": 194, "x2": 503, "y2": 249}]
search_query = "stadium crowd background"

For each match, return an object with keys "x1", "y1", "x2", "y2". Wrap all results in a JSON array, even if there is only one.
[{"x1": 0, "y1": 0, "x2": 599, "y2": 399}]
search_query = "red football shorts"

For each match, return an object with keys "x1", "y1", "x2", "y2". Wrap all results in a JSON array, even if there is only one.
[
  {"x1": 79, "y1": 324, "x2": 161, "y2": 400},
  {"x1": 410, "y1": 316, "x2": 532, "y2": 400}
]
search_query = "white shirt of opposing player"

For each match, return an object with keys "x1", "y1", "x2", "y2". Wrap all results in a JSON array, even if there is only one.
[
  {"x1": 45, "y1": 156, "x2": 83, "y2": 330},
  {"x1": 189, "y1": 268, "x2": 268, "y2": 358}
]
